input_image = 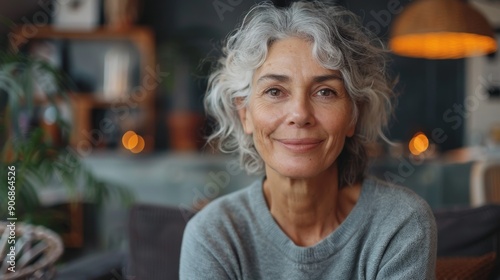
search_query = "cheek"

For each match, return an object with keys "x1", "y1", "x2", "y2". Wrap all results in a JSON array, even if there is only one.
[
  {"x1": 319, "y1": 108, "x2": 354, "y2": 137},
  {"x1": 250, "y1": 104, "x2": 283, "y2": 136}
]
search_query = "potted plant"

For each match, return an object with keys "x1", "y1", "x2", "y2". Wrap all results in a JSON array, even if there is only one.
[
  {"x1": 157, "y1": 26, "x2": 218, "y2": 151},
  {"x1": 0, "y1": 50, "x2": 133, "y2": 278}
]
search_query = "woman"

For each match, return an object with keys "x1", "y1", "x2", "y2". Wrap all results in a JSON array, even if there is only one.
[{"x1": 180, "y1": 1, "x2": 437, "y2": 279}]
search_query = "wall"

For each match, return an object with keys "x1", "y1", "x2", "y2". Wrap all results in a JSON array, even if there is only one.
[
  {"x1": 465, "y1": 36, "x2": 500, "y2": 146},
  {"x1": 0, "y1": 1, "x2": 40, "y2": 33},
  {"x1": 465, "y1": 1, "x2": 500, "y2": 147},
  {"x1": 343, "y1": 0, "x2": 466, "y2": 151},
  {"x1": 139, "y1": 0, "x2": 258, "y2": 46}
]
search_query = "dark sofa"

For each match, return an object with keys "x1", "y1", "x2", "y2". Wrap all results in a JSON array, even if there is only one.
[{"x1": 56, "y1": 203, "x2": 500, "y2": 280}]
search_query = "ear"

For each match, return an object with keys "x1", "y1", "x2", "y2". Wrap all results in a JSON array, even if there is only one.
[
  {"x1": 235, "y1": 98, "x2": 253, "y2": 135},
  {"x1": 346, "y1": 122, "x2": 356, "y2": 138},
  {"x1": 346, "y1": 102, "x2": 358, "y2": 138}
]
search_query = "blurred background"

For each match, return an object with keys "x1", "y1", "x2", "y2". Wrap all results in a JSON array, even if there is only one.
[{"x1": 0, "y1": 0, "x2": 499, "y2": 279}]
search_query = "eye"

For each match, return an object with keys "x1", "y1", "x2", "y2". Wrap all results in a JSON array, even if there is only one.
[
  {"x1": 264, "y1": 88, "x2": 284, "y2": 98},
  {"x1": 315, "y1": 88, "x2": 337, "y2": 98}
]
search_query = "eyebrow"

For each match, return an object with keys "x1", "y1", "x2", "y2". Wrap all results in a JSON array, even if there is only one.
[
  {"x1": 256, "y1": 73, "x2": 343, "y2": 84},
  {"x1": 313, "y1": 74, "x2": 343, "y2": 83}
]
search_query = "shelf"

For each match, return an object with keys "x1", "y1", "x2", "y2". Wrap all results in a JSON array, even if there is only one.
[
  {"x1": 70, "y1": 93, "x2": 154, "y2": 108},
  {"x1": 11, "y1": 26, "x2": 154, "y2": 49},
  {"x1": 11, "y1": 25, "x2": 157, "y2": 153}
]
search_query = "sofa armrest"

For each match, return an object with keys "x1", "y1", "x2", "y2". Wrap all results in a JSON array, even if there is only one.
[{"x1": 55, "y1": 250, "x2": 126, "y2": 280}]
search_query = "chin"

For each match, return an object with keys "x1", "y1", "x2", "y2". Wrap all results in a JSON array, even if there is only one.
[{"x1": 267, "y1": 162, "x2": 335, "y2": 180}]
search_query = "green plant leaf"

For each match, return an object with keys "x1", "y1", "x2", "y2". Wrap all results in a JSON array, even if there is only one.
[{"x1": 0, "y1": 49, "x2": 135, "y2": 226}]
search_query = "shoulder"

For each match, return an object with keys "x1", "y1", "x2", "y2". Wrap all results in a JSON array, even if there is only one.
[
  {"x1": 184, "y1": 179, "x2": 259, "y2": 241},
  {"x1": 362, "y1": 178, "x2": 437, "y2": 278},
  {"x1": 364, "y1": 177, "x2": 433, "y2": 213},
  {"x1": 361, "y1": 177, "x2": 436, "y2": 229},
  {"x1": 180, "y1": 182, "x2": 261, "y2": 280}
]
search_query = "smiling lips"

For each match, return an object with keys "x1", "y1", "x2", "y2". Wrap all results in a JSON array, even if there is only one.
[{"x1": 276, "y1": 138, "x2": 324, "y2": 152}]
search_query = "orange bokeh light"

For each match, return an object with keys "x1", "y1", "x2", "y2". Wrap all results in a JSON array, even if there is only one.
[
  {"x1": 130, "y1": 135, "x2": 145, "y2": 153},
  {"x1": 122, "y1": 131, "x2": 136, "y2": 149},
  {"x1": 409, "y1": 132, "x2": 429, "y2": 156},
  {"x1": 128, "y1": 134, "x2": 139, "y2": 149},
  {"x1": 122, "y1": 130, "x2": 145, "y2": 153}
]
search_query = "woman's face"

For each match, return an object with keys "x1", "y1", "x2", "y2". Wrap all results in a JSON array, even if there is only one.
[{"x1": 238, "y1": 37, "x2": 356, "y2": 179}]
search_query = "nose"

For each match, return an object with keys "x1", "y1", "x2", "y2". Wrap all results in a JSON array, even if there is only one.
[{"x1": 286, "y1": 94, "x2": 315, "y2": 127}]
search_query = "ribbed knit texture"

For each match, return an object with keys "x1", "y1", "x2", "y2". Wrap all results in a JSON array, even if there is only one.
[{"x1": 180, "y1": 177, "x2": 437, "y2": 280}]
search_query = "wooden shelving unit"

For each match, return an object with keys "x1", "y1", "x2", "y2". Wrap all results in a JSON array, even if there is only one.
[{"x1": 11, "y1": 25, "x2": 157, "y2": 152}]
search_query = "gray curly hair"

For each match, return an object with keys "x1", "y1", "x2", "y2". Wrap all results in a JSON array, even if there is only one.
[{"x1": 204, "y1": 1, "x2": 394, "y2": 187}]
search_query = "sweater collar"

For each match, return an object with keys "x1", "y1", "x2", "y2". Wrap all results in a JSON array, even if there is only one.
[{"x1": 249, "y1": 177, "x2": 373, "y2": 263}]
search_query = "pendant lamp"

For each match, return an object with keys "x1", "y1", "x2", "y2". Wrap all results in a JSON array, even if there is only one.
[{"x1": 389, "y1": 0, "x2": 497, "y2": 59}]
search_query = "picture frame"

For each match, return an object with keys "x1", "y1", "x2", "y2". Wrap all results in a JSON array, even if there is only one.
[{"x1": 52, "y1": 0, "x2": 101, "y2": 30}]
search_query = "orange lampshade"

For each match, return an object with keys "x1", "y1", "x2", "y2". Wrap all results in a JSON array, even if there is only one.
[{"x1": 390, "y1": 0, "x2": 497, "y2": 59}]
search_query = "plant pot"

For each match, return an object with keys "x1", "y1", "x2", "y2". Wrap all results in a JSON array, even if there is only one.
[{"x1": 166, "y1": 112, "x2": 205, "y2": 151}]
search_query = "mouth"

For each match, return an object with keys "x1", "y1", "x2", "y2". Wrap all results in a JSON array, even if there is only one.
[{"x1": 276, "y1": 138, "x2": 324, "y2": 152}]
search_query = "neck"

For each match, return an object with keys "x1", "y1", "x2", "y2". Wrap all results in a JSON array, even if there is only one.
[{"x1": 263, "y1": 164, "x2": 360, "y2": 247}]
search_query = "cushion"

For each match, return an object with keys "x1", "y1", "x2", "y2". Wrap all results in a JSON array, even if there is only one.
[
  {"x1": 436, "y1": 252, "x2": 496, "y2": 280},
  {"x1": 433, "y1": 204, "x2": 500, "y2": 279},
  {"x1": 128, "y1": 204, "x2": 196, "y2": 280},
  {"x1": 434, "y1": 204, "x2": 500, "y2": 257}
]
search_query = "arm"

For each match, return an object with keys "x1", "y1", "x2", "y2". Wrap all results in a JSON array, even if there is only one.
[{"x1": 376, "y1": 209, "x2": 437, "y2": 280}]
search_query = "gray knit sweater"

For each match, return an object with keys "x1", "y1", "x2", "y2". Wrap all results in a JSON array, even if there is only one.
[{"x1": 180, "y1": 177, "x2": 437, "y2": 280}]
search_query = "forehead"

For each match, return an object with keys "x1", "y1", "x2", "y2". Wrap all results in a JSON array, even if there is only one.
[{"x1": 255, "y1": 37, "x2": 340, "y2": 78}]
